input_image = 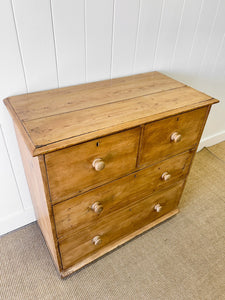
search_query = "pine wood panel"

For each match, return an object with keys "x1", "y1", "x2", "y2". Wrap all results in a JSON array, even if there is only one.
[
  {"x1": 46, "y1": 128, "x2": 140, "y2": 204},
  {"x1": 23, "y1": 86, "x2": 214, "y2": 150},
  {"x1": 53, "y1": 151, "x2": 193, "y2": 239},
  {"x1": 3, "y1": 69, "x2": 219, "y2": 276},
  {"x1": 4, "y1": 72, "x2": 218, "y2": 156},
  {"x1": 60, "y1": 209, "x2": 179, "y2": 277},
  {"x1": 7, "y1": 72, "x2": 184, "y2": 121},
  {"x1": 31, "y1": 99, "x2": 217, "y2": 157},
  {"x1": 59, "y1": 182, "x2": 184, "y2": 269},
  {"x1": 14, "y1": 124, "x2": 61, "y2": 271},
  {"x1": 139, "y1": 106, "x2": 208, "y2": 166}
]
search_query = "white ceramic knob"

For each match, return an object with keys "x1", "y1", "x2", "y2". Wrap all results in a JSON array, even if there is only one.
[
  {"x1": 92, "y1": 158, "x2": 105, "y2": 171},
  {"x1": 92, "y1": 236, "x2": 102, "y2": 246},
  {"x1": 170, "y1": 132, "x2": 182, "y2": 143},
  {"x1": 161, "y1": 172, "x2": 171, "y2": 181},
  {"x1": 91, "y1": 202, "x2": 103, "y2": 214},
  {"x1": 154, "y1": 204, "x2": 162, "y2": 213}
]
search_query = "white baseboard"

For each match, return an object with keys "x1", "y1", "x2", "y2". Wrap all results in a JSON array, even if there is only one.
[
  {"x1": 198, "y1": 130, "x2": 225, "y2": 151},
  {"x1": 0, "y1": 206, "x2": 36, "y2": 236}
]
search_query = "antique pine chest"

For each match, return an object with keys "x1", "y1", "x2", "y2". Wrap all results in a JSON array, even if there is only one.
[{"x1": 4, "y1": 72, "x2": 218, "y2": 277}]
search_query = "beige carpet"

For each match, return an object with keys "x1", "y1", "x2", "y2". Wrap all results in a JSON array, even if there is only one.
[
  {"x1": 208, "y1": 141, "x2": 225, "y2": 161},
  {"x1": 1, "y1": 145, "x2": 225, "y2": 300}
]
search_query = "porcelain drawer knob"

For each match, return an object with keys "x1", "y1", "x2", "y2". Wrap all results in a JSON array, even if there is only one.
[
  {"x1": 92, "y1": 158, "x2": 105, "y2": 171},
  {"x1": 92, "y1": 236, "x2": 102, "y2": 246},
  {"x1": 91, "y1": 202, "x2": 103, "y2": 214},
  {"x1": 161, "y1": 171, "x2": 171, "y2": 181},
  {"x1": 171, "y1": 132, "x2": 182, "y2": 143},
  {"x1": 154, "y1": 204, "x2": 162, "y2": 213}
]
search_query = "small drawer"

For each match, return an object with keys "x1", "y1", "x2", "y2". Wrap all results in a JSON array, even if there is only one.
[
  {"x1": 139, "y1": 107, "x2": 208, "y2": 166},
  {"x1": 59, "y1": 182, "x2": 184, "y2": 269},
  {"x1": 45, "y1": 128, "x2": 140, "y2": 204},
  {"x1": 53, "y1": 150, "x2": 192, "y2": 239}
]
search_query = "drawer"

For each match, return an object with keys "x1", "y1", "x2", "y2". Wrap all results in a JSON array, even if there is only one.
[
  {"x1": 139, "y1": 107, "x2": 208, "y2": 166},
  {"x1": 54, "y1": 150, "x2": 192, "y2": 239},
  {"x1": 59, "y1": 182, "x2": 184, "y2": 269},
  {"x1": 45, "y1": 128, "x2": 140, "y2": 203}
]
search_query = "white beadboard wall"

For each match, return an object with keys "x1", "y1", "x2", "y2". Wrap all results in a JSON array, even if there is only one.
[{"x1": 0, "y1": 0, "x2": 225, "y2": 235}]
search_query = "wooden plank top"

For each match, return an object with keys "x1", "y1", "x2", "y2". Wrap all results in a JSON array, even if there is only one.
[{"x1": 4, "y1": 71, "x2": 218, "y2": 156}]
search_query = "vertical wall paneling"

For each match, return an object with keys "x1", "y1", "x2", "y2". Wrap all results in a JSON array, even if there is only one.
[
  {"x1": 185, "y1": 0, "x2": 220, "y2": 86},
  {"x1": 111, "y1": 0, "x2": 140, "y2": 78},
  {"x1": 0, "y1": 125, "x2": 35, "y2": 236},
  {"x1": 193, "y1": 0, "x2": 225, "y2": 140},
  {"x1": 153, "y1": 0, "x2": 184, "y2": 72},
  {"x1": 1, "y1": 0, "x2": 225, "y2": 234},
  {"x1": 212, "y1": 36, "x2": 225, "y2": 95},
  {"x1": 0, "y1": 116, "x2": 33, "y2": 212},
  {"x1": 201, "y1": 35, "x2": 225, "y2": 140},
  {"x1": 12, "y1": 0, "x2": 58, "y2": 92},
  {"x1": 0, "y1": 126, "x2": 22, "y2": 221},
  {"x1": 86, "y1": 0, "x2": 114, "y2": 82},
  {"x1": 198, "y1": 0, "x2": 225, "y2": 95},
  {"x1": 51, "y1": 0, "x2": 86, "y2": 87},
  {"x1": 170, "y1": 0, "x2": 203, "y2": 82},
  {"x1": 0, "y1": 0, "x2": 33, "y2": 214},
  {"x1": 134, "y1": 0, "x2": 163, "y2": 73},
  {"x1": 0, "y1": 0, "x2": 27, "y2": 100}
]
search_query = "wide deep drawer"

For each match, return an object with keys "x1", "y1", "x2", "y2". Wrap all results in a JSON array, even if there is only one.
[
  {"x1": 59, "y1": 182, "x2": 184, "y2": 269},
  {"x1": 53, "y1": 151, "x2": 192, "y2": 238},
  {"x1": 139, "y1": 107, "x2": 208, "y2": 167},
  {"x1": 45, "y1": 128, "x2": 140, "y2": 204}
]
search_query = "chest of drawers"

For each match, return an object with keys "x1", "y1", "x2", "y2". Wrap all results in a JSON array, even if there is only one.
[{"x1": 4, "y1": 72, "x2": 218, "y2": 277}]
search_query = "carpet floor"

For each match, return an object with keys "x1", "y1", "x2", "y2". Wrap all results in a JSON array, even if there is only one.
[{"x1": 1, "y1": 143, "x2": 225, "y2": 300}]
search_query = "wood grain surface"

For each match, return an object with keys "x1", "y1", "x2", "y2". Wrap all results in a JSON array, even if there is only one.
[
  {"x1": 59, "y1": 182, "x2": 184, "y2": 269},
  {"x1": 23, "y1": 87, "x2": 214, "y2": 150},
  {"x1": 46, "y1": 128, "x2": 140, "y2": 203},
  {"x1": 4, "y1": 72, "x2": 218, "y2": 156},
  {"x1": 53, "y1": 151, "x2": 193, "y2": 238},
  {"x1": 3, "y1": 71, "x2": 219, "y2": 277},
  {"x1": 60, "y1": 209, "x2": 179, "y2": 277},
  {"x1": 139, "y1": 106, "x2": 208, "y2": 166},
  {"x1": 7, "y1": 72, "x2": 184, "y2": 120},
  {"x1": 14, "y1": 124, "x2": 61, "y2": 271}
]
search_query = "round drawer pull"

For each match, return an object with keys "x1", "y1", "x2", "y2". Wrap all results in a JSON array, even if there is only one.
[
  {"x1": 92, "y1": 236, "x2": 102, "y2": 246},
  {"x1": 91, "y1": 202, "x2": 103, "y2": 214},
  {"x1": 154, "y1": 204, "x2": 162, "y2": 213},
  {"x1": 161, "y1": 171, "x2": 171, "y2": 181},
  {"x1": 92, "y1": 158, "x2": 105, "y2": 171},
  {"x1": 171, "y1": 132, "x2": 182, "y2": 143}
]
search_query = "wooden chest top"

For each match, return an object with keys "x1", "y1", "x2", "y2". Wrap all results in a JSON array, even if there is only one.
[{"x1": 4, "y1": 71, "x2": 218, "y2": 156}]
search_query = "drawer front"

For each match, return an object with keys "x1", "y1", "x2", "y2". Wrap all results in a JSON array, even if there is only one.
[
  {"x1": 45, "y1": 128, "x2": 140, "y2": 203},
  {"x1": 139, "y1": 107, "x2": 208, "y2": 166},
  {"x1": 54, "y1": 151, "x2": 192, "y2": 238},
  {"x1": 59, "y1": 182, "x2": 184, "y2": 269}
]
